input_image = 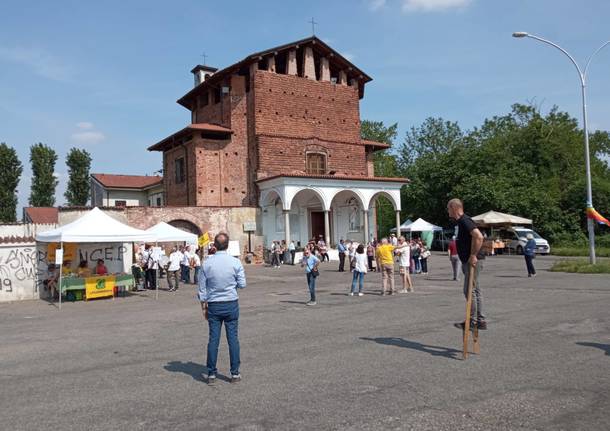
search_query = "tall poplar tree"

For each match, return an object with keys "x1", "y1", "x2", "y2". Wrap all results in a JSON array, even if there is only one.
[
  {"x1": 0, "y1": 143, "x2": 23, "y2": 222},
  {"x1": 29, "y1": 143, "x2": 58, "y2": 207},
  {"x1": 64, "y1": 148, "x2": 92, "y2": 206}
]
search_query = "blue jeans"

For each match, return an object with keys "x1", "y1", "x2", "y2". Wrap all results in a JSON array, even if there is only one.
[
  {"x1": 351, "y1": 271, "x2": 364, "y2": 293},
  {"x1": 206, "y1": 300, "x2": 240, "y2": 376},
  {"x1": 306, "y1": 272, "x2": 317, "y2": 301},
  {"x1": 181, "y1": 265, "x2": 190, "y2": 283}
]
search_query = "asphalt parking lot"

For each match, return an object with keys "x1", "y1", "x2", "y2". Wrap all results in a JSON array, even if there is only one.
[{"x1": 1, "y1": 254, "x2": 609, "y2": 430}]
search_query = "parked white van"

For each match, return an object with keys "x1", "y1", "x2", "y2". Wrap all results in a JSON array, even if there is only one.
[{"x1": 496, "y1": 227, "x2": 551, "y2": 255}]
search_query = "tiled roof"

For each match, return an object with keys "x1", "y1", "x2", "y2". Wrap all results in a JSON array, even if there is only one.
[
  {"x1": 148, "y1": 123, "x2": 233, "y2": 152},
  {"x1": 361, "y1": 139, "x2": 391, "y2": 149},
  {"x1": 91, "y1": 174, "x2": 163, "y2": 189},
  {"x1": 24, "y1": 207, "x2": 58, "y2": 224},
  {"x1": 257, "y1": 174, "x2": 409, "y2": 183}
]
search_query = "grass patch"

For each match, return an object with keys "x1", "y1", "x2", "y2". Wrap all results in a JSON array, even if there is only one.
[
  {"x1": 551, "y1": 247, "x2": 610, "y2": 258},
  {"x1": 550, "y1": 259, "x2": 610, "y2": 274}
]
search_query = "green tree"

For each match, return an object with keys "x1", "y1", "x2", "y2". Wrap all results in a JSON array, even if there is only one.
[
  {"x1": 361, "y1": 120, "x2": 401, "y2": 237},
  {"x1": 29, "y1": 143, "x2": 58, "y2": 207},
  {"x1": 0, "y1": 143, "x2": 23, "y2": 222},
  {"x1": 64, "y1": 148, "x2": 92, "y2": 206}
]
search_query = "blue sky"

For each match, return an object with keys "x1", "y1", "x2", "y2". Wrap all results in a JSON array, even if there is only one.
[{"x1": 2, "y1": 0, "x2": 610, "y2": 214}]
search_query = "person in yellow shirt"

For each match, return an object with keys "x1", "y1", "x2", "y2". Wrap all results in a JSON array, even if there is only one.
[
  {"x1": 376, "y1": 238, "x2": 396, "y2": 295},
  {"x1": 61, "y1": 260, "x2": 73, "y2": 276},
  {"x1": 76, "y1": 260, "x2": 92, "y2": 278}
]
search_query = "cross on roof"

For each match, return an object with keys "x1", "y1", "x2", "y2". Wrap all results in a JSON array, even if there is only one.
[
  {"x1": 308, "y1": 17, "x2": 318, "y2": 36},
  {"x1": 201, "y1": 52, "x2": 208, "y2": 65}
]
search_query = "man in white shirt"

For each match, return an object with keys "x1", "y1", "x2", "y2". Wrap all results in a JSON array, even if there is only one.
[
  {"x1": 395, "y1": 236, "x2": 413, "y2": 292},
  {"x1": 167, "y1": 246, "x2": 183, "y2": 291},
  {"x1": 192, "y1": 250, "x2": 202, "y2": 284},
  {"x1": 288, "y1": 241, "x2": 296, "y2": 265},
  {"x1": 180, "y1": 245, "x2": 191, "y2": 284}
]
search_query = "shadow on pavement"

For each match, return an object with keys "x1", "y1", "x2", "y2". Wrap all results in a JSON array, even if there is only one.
[
  {"x1": 163, "y1": 361, "x2": 232, "y2": 382},
  {"x1": 279, "y1": 300, "x2": 308, "y2": 305},
  {"x1": 360, "y1": 337, "x2": 461, "y2": 360},
  {"x1": 576, "y1": 342, "x2": 610, "y2": 356}
]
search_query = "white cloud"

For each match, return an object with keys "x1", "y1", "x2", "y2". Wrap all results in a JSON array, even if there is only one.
[
  {"x1": 0, "y1": 46, "x2": 72, "y2": 81},
  {"x1": 402, "y1": 0, "x2": 472, "y2": 13},
  {"x1": 368, "y1": 0, "x2": 386, "y2": 11},
  {"x1": 70, "y1": 122, "x2": 105, "y2": 145},
  {"x1": 76, "y1": 121, "x2": 94, "y2": 130}
]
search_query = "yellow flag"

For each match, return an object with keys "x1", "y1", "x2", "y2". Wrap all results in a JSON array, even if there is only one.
[{"x1": 198, "y1": 232, "x2": 210, "y2": 247}]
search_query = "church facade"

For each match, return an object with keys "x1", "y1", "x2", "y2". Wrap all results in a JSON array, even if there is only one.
[{"x1": 149, "y1": 36, "x2": 407, "y2": 247}]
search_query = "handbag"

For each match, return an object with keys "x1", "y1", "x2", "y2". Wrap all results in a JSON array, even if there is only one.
[
  {"x1": 307, "y1": 261, "x2": 319, "y2": 277},
  {"x1": 422, "y1": 250, "x2": 431, "y2": 259}
]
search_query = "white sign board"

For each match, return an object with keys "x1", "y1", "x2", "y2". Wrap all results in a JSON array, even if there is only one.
[
  {"x1": 228, "y1": 240, "x2": 240, "y2": 257},
  {"x1": 243, "y1": 221, "x2": 257, "y2": 232},
  {"x1": 55, "y1": 249, "x2": 63, "y2": 265}
]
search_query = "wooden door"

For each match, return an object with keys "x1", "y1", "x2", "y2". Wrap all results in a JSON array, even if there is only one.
[{"x1": 310, "y1": 211, "x2": 325, "y2": 241}]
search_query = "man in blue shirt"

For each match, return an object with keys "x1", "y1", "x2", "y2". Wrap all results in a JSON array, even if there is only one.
[
  {"x1": 198, "y1": 232, "x2": 246, "y2": 384},
  {"x1": 337, "y1": 239, "x2": 347, "y2": 272}
]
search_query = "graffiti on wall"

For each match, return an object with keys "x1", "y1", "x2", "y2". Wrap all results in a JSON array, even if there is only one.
[{"x1": 0, "y1": 247, "x2": 40, "y2": 294}]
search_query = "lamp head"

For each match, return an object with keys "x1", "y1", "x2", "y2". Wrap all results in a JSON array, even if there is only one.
[{"x1": 512, "y1": 32, "x2": 529, "y2": 38}]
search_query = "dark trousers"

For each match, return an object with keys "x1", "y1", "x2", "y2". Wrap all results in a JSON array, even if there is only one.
[
  {"x1": 525, "y1": 255, "x2": 536, "y2": 275},
  {"x1": 462, "y1": 262, "x2": 484, "y2": 322},
  {"x1": 367, "y1": 255, "x2": 374, "y2": 271},
  {"x1": 321, "y1": 252, "x2": 329, "y2": 262},
  {"x1": 338, "y1": 252, "x2": 346, "y2": 271},
  {"x1": 207, "y1": 300, "x2": 240, "y2": 376},
  {"x1": 290, "y1": 250, "x2": 295, "y2": 265},
  {"x1": 145, "y1": 268, "x2": 156, "y2": 290},
  {"x1": 181, "y1": 264, "x2": 190, "y2": 283},
  {"x1": 421, "y1": 258, "x2": 428, "y2": 274}
]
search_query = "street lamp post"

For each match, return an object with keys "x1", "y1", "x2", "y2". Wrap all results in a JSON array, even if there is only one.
[{"x1": 513, "y1": 32, "x2": 610, "y2": 265}]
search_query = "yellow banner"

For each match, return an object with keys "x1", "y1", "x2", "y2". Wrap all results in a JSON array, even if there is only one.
[
  {"x1": 48, "y1": 243, "x2": 77, "y2": 263},
  {"x1": 198, "y1": 232, "x2": 210, "y2": 247},
  {"x1": 85, "y1": 275, "x2": 115, "y2": 300}
]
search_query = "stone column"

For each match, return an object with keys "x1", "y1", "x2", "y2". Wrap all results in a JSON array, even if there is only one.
[
  {"x1": 303, "y1": 46, "x2": 316, "y2": 80},
  {"x1": 287, "y1": 50, "x2": 297, "y2": 75},
  {"x1": 363, "y1": 209, "x2": 369, "y2": 244},
  {"x1": 395, "y1": 210, "x2": 401, "y2": 239},
  {"x1": 324, "y1": 210, "x2": 331, "y2": 247},
  {"x1": 284, "y1": 210, "x2": 290, "y2": 245},
  {"x1": 319, "y1": 57, "x2": 330, "y2": 81}
]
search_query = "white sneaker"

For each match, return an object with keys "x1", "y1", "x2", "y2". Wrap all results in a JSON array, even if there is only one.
[
  {"x1": 306, "y1": 301, "x2": 317, "y2": 306},
  {"x1": 358, "y1": 292, "x2": 364, "y2": 297},
  {"x1": 349, "y1": 292, "x2": 354, "y2": 296}
]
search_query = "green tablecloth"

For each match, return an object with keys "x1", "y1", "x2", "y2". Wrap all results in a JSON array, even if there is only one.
[{"x1": 60, "y1": 274, "x2": 135, "y2": 293}]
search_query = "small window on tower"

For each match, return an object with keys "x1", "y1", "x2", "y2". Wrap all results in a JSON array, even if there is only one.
[
  {"x1": 175, "y1": 157, "x2": 185, "y2": 184},
  {"x1": 201, "y1": 92, "x2": 209, "y2": 107},
  {"x1": 306, "y1": 153, "x2": 327, "y2": 175}
]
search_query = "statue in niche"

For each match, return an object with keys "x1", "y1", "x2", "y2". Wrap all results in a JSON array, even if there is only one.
[
  {"x1": 347, "y1": 198, "x2": 360, "y2": 232},
  {"x1": 275, "y1": 199, "x2": 284, "y2": 232}
]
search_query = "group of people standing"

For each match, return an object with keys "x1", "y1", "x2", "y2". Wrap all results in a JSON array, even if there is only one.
[{"x1": 137, "y1": 244, "x2": 206, "y2": 292}]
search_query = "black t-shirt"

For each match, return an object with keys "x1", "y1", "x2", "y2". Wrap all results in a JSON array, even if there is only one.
[{"x1": 456, "y1": 214, "x2": 485, "y2": 264}]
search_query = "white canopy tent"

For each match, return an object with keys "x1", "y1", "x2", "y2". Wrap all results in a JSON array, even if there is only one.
[
  {"x1": 36, "y1": 207, "x2": 155, "y2": 308},
  {"x1": 472, "y1": 211, "x2": 532, "y2": 226},
  {"x1": 36, "y1": 207, "x2": 155, "y2": 243},
  {"x1": 389, "y1": 219, "x2": 413, "y2": 233},
  {"x1": 145, "y1": 222, "x2": 198, "y2": 244},
  {"x1": 400, "y1": 218, "x2": 443, "y2": 233}
]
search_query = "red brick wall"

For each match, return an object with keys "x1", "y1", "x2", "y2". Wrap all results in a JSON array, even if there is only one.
[
  {"x1": 189, "y1": 75, "x2": 252, "y2": 207},
  {"x1": 253, "y1": 70, "x2": 361, "y2": 142},
  {"x1": 163, "y1": 145, "x2": 191, "y2": 206}
]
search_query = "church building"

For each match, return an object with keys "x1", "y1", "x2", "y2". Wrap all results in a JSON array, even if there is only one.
[{"x1": 149, "y1": 36, "x2": 407, "y2": 247}]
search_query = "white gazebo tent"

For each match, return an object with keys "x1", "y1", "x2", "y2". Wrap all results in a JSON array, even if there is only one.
[
  {"x1": 471, "y1": 210, "x2": 532, "y2": 227},
  {"x1": 145, "y1": 222, "x2": 199, "y2": 298},
  {"x1": 36, "y1": 207, "x2": 155, "y2": 308},
  {"x1": 396, "y1": 218, "x2": 443, "y2": 248},
  {"x1": 145, "y1": 222, "x2": 198, "y2": 244}
]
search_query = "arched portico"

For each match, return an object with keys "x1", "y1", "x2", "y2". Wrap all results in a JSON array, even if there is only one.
[{"x1": 257, "y1": 175, "x2": 407, "y2": 249}]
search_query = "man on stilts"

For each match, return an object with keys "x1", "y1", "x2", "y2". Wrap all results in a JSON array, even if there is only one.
[{"x1": 447, "y1": 198, "x2": 488, "y2": 331}]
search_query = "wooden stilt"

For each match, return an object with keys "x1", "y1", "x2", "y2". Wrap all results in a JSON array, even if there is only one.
[{"x1": 463, "y1": 264, "x2": 478, "y2": 359}]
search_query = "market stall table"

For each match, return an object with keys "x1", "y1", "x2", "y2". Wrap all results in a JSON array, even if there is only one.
[{"x1": 60, "y1": 274, "x2": 135, "y2": 301}]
